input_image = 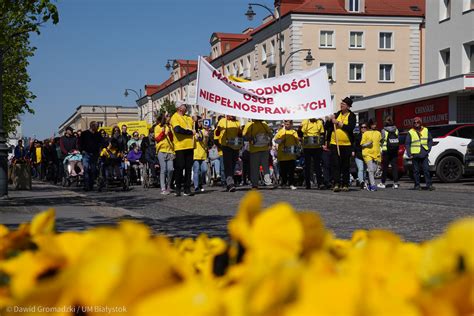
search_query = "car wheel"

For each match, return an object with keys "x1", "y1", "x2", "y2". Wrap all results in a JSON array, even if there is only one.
[{"x1": 436, "y1": 156, "x2": 463, "y2": 183}]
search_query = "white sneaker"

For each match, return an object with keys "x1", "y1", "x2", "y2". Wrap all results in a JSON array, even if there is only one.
[
  {"x1": 393, "y1": 184, "x2": 399, "y2": 189},
  {"x1": 290, "y1": 185, "x2": 297, "y2": 190},
  {"x1": 377, "y1": 183, "x2": 386, "y2": 189}
]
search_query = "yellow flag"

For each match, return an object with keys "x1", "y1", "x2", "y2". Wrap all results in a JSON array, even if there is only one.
[{"x1": 228, "y1": 75, "x2": 251, "y2": 82}]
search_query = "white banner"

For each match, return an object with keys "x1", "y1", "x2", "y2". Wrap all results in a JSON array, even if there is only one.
[{"x1": 196, "y1": 56, "x2": 333, "y2": 120}]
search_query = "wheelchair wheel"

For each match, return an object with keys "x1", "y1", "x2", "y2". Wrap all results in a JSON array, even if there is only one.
[{"x1": 143, "y1": 168, "x2": 149, "y2": 189}]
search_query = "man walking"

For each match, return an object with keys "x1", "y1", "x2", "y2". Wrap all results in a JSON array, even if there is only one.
[
  {"x1": 79, "y1": 121, "x2": 103, "y2": 191},
  {"x1": 405, "y1": 117, "x2": 434, "y2": 191},
  {"x1": 379, "y1": 116, "x2": 400, "y2": 189},
  {"x1": 299, "y1": 118, "x2": 325, "y2": 189}
]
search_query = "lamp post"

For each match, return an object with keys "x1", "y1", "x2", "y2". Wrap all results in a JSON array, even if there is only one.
[
  {"x1": 124, "y1": 88, "x2": 143, "y2": 120},
  {"x1": 282, "y1": 49, "x2": 315, "y2": 75},
  {"x1": 245, "y1": 1, "x2": 283, "y2": 75}
]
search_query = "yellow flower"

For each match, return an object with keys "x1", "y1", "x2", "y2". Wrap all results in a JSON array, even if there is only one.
[
  {"x1": 445, "y1": 217, "x2": 474, "y2": 273},
  {"x1": 29, "y1": 209, "x2": 55, "y2": 236},
  {"x1": 228, "y1": 191, "x2": 262, "y2": 248},
  {"x1": 297, "y1": 212, "x2": 327, "y2": 257}
]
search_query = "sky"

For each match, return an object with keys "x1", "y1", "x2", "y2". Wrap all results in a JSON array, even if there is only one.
[{"x1": 24, "y1": 0, "x2": 272, "y2": 139}]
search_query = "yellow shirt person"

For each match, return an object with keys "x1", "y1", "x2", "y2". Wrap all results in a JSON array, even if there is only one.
[
  {"x1": 243, "y1": 120, "x2": 272, "y2": 153},
  {"x1": 194, "y1": 129, "x2": 208, "y2": 160},
  {"x1": 170, "y1": 112, "x2": 194, "y2": 151},
  {"x1": 217, "y1": 117, "x2": 242, "y2": 150},
  {"x1": 361, "y1": 130, "x2": 382, "y2": 162},
  {"x1": 274, "y1": 128, "x2": 300, "y2": 161},
  {"x1": 330, "y1": 112, "x2": 352, "y2": 146},
  {"x1": 301, "y1": 119, "x2": 324, "y2": 149},
  {"x1": 154, "y1": 124, "x2": 174, "y2": 154}
]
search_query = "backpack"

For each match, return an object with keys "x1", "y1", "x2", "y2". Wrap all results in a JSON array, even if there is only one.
[{"x1": 386, "y1": 130, "x2": 400, "y2": 152}]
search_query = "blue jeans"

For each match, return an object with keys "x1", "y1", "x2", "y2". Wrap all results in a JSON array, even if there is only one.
[
  {"x1": 210, "y1": 159, "x2": 220, "y2": 178},
  {"x1": 219, "y1": 156, "x2": 225, "y2": 182},
  {"x1": 413, "y1": 156, "x2": 432, "y2": 187},
  {"x1": 193, "y1": 160, "x2": 208, "y2": 189},
  {"x1": 355, "y1": 157, "x2": 366, "y2": 182},
  {"x1": 82, "y1": 153, "x2": 98, "y2": 190}
]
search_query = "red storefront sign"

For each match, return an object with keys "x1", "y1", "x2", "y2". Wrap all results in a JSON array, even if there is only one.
[{"x1": 376, "y1": 96, "x2": 449, "y2": 130}]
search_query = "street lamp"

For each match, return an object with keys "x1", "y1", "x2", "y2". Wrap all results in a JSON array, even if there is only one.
[
  {"x1": 246, "y1": 1, "x2": 284, "y2": 75},
  {"x1": 124, "y1": 88, "x2": 142, "y2": 99},
  {"x1": 282, "y1": 49, "x2": 314, "y2": 75}
]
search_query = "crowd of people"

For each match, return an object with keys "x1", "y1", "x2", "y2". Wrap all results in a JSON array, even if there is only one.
[{"x1": 10, "y1": 96, "x2": 435, "y2": 195}]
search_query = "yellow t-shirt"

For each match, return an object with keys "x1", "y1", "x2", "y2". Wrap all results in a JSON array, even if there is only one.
[
  {"x1": 154, "y1": 124, "x2": 174, "y2": 154},
  {"x1": 213, "y1": 131, "x2": 223, "y2": 157},
  {"x1": 35, "y1": 147, "x2": 42, "y2": 164},
  {"x1": 301, "y1": 119, "x2": 324, "y2": 149},
  {"x1": 243, "y1": 121, "x2": 272, "y2": 153},
  {"x1": 194, "y1": 129, "x2": 208, "y2": 160},
  {"x1": 361, "y1": 130, "x2": 382, "y2": 162},
  {"x1": 275, "y1": 129, "x2": 300, "y2": 161},
  {"x1": 330, "y1": 113, "x2": 352, "y2": 146},
  {"x1": 217, "y1": 118, "x2": 242, "y2": 150},
  {"x1": 100, "y1": 147, "x2": 122, "y2": 159},
  {"x1": 170, "y1": 113, "x2": 194, "y2": 151}
]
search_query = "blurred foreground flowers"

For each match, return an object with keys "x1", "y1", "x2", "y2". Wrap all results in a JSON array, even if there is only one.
[{"x1": 0, "y1": 191, "x2": 472, "y2": 316}]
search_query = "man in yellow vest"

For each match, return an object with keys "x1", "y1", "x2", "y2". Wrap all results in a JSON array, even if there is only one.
[
  {"x1": 215, "y1": 115, "x2": 243, "y2": 192},
  {"x1": 298, "y1": 118, "x2": 325, "y2": 189},
  {"x1": 326, "y1": 97, "x2": 357, "y2": 192},
  {"x1": 405, "y1": 117, "x2": 434, "y2": 191},
  {"x1": 170, "y1": 101, "x2": 195, "y2": 196}
]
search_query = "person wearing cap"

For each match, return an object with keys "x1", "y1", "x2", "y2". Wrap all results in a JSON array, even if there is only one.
[
  {"x1": 243, "y1": 119, "x2": 273, "y2": 189},
  {"x1": 216, "y1": 115, "x2": 243, "y2": 192},
  {"x1": 170, "y1": 101, "x2": 195, "y2": 196},
  {"x1": 298, "y1": 117, "x2": 325, "y2": 190},
  {"x1": 405, "y1": 117, "x2": 434, "y2": 191},
  {"x1": 325, "y1": 97, "x2": 357, "y2": 192}
]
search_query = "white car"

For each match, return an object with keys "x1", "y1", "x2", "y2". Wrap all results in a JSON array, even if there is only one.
[{"x1": 404, "y1": 124, "x2": 474, "y2": 182}]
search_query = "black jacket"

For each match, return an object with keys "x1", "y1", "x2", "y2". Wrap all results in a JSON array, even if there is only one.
[
  {"x1": 79, "y1": 130, "x2": 103, "y2": 156},
  {"x1": 325, "y1": 110, "x2": 357, "y2": 146}
]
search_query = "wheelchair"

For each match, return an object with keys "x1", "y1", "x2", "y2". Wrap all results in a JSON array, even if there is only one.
[
  {"x1": 96, "y1": 157, "x2": 130, "y2": 192},
  {"x1": 142, "y1": 162, "x2": 160, "y2": 189},
  {"x1": 61, "y1": 153, "x2": 84, "y2": 187}
]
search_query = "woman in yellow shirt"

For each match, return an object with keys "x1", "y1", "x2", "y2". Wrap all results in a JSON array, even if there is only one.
[
  {"x1": 155, "y1": 113, "x2": 175, "y2": 195},
  {"x1": 243, "y1": 119, "x2": 273, "y2": 188},
  {"x1": 274, "y1": 120, "x2": 300, "y2": 190},
  {"x1": 193, "y1": 118, "x2": 209, "y2": 192},
  {"x1": 216, "y1": 115, "x2": 242, "y2": 192},
  {"x1": 361, "y1": 119, "x2": 382, "y2": 192}
]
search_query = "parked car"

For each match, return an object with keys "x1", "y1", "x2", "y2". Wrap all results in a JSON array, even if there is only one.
[
  {"x1": 404, "y1": 124, "x2": 474, "y2": 182},
  {"x1": 464, "y1": 140, "x2": 474, "y2": 175}
]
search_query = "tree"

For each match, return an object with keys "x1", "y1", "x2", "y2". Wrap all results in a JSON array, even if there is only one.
[
  {"x1": 0, "y1": 0, "x2": 59, "y2": 134},
  {"x1": 0, "y1": 0, "x2": 59, "y2": 197},
  {"x1": 159, "y1": 99, "x2": 177, "y2": 116}
]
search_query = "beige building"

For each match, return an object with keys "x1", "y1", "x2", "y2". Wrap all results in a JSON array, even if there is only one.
[
  {"x1": 139, "y1": 0, "x2": 425, "y2": 122},
  {"x1": 58, "y1": 105, "x2": 139, "y2": 135}
]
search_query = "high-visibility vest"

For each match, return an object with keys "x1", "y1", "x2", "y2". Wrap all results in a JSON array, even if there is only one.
[
  {"x1": 382, "y1": 129, "x2": 398, "y2": 151},
  {"x1": 409, "y1": 127, "x2": 429, "y2": 154}
]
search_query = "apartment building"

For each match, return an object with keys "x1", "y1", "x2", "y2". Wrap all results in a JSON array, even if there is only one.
[
  {"x1": 353, "y1": 0, "x2": 474, "y2": 128},
  {"x1": 139, "y1": 0, "x2": 426, "y2": 124}
]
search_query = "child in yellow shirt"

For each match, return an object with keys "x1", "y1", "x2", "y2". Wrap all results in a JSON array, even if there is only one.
[{"x1": 361, "y1": 119, "x2": 382, "y2": 191}]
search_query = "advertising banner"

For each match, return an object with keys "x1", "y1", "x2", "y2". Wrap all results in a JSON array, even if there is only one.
[
  {"x1": 196, "y1": 56, "x2": 332, "y2": 120},
  {"x1": 117, "y1": 121, "x2": 150, "y2": 136}
]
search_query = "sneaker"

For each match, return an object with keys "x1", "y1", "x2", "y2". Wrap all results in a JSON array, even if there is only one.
[
  {"x1": 200, "y1": 187, "x2": 205, "y2": 192},
  {"x1": 333, "y1": 184, "x2": 341, "y2": 192},
  {"x1": 175, "y1": 190, "x2": 182, "y2": 197},
  {"x1": 161, "y1": 190, "x2": 170, "y2": 195},
  {"x1": 318, "y1": 184, "x2": 326, "y2": 190},
  {"x1": 341, "y1": 185, "x2": 349, "y2": 192},
  {"x1": 393, "y1": 184, "x2": 399, "y2": 189},
  {"x1": 183, "y1": 190, "x2": 194, "y2": 196},
  {"x1": 228, "y1": 185, "x2": 236, "y2": 192},
  {"x1": 428, "y1": 186, "x2": 435, "y2": 191},
  {"x1": 194, "y1": 187, "x2": 200, "y2": 193},
  {"x1": 360, "y1": 182, "x2": 366, "y2": 190},
  {"x1": 377, "y1": 183, "x2": 386, "y2": 189},
  {"x1": 414, "y1": 186, "x2": 421, "y2": 191},
  {"x1": 290, "y1": 185, "x2": 297, "y2": 190}
]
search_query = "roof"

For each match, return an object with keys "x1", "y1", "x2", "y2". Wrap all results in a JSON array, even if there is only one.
[{"x1": 290, "y1": 0, "x2": 425, "y2": 17}]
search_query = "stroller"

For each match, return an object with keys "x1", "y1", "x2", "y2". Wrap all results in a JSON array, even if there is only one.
[
  {"x1": 62, "y1": 151, "x2": 84, "y2": 187},
  {"x1": 97, "y1": 154, "x2": 130, "y2": 192}
]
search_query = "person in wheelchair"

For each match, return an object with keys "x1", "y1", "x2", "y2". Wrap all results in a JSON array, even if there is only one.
[
  {"x1": 99, "y1": 138, "x2": 124, "y2": 180},
  {"x1": 63, "y1": 149, "x2": 83, "y2": 177},
  {"x1": 126, "y1": 143, "x2": 143, "y2": 184}
]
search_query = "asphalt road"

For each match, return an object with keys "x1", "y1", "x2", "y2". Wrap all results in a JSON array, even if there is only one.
[{"x1": 1, "y1": 177, "x2": 473, "y2": 242}]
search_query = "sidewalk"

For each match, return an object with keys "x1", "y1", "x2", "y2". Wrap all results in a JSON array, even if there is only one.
[{"x1": 0, "y1": 181, "x2": 144, "y2": 231}]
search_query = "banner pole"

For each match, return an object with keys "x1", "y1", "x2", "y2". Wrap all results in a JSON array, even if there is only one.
[{"x1": 334, "y1": 123, "x2": 340, "y2": 157}]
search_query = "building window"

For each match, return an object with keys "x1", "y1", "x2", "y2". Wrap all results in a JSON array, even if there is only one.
[
  {"x1": 440, "y1": 0, "x2": 451, "y2": 21},
  {"x1": 320, "y1": 31, "x2": 334, "y2": 48},
  {"x1": 247, "y1": 55, "x2": 251, "y2": 68},
  {"x1": 348, "y1": 0, "x2": 360, "y2": 12},
  {"x1": 379, "y1": 64, "x2": 393, "y2": 82},
  {"x1": 349, "y1": 63, "x2": 364, "y2": 81},
  {"x1": 268, "y1": 66, "x2": 276, "y2": 78},
  {"x1": 320, "y1": 62, "x2": 335, "y2": 81},
  {"x1": 379, "y1": 32, "x2": 393, "y2": 50},
  {"x1": 224, "y1": 43, "x2": 231, "y2": 52},
  {"x1": 350, "y1": 32, "x2": 364, "y2": 49},
  {"x1": 239, "y1": 59, "x2": 244, "y2": 76},
  {"x1": 440, "y1": 49, "x2": 450, "y2": 78},
  {"x1": 225, "y1": 65, "x2": 230, "y2": 76},
  {"x1": 280, "y1": 34, "x2": 285, "y2": 52},
  {"x1": 262, "y1": 44, "x2": 267, "y2": 63},
  {"x1": 463, "y1": 0, "x2": 473, "y2": 11}
]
